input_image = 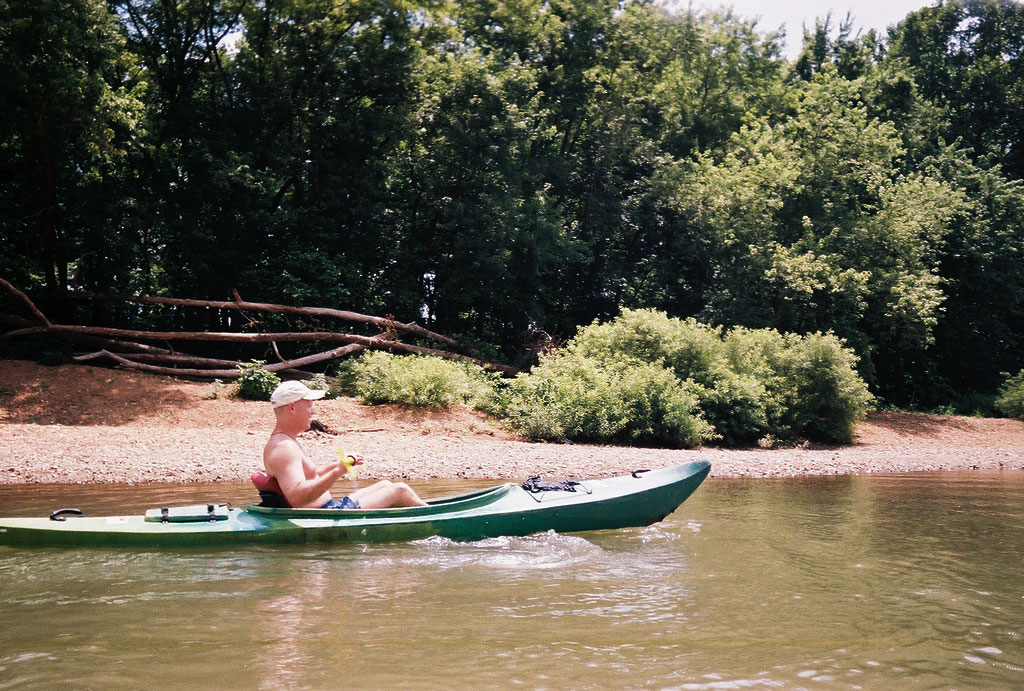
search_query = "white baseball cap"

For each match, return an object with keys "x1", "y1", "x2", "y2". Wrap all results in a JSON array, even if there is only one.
[{"x1": 270, "y1": 380, "x2": 326, "y2": 408}]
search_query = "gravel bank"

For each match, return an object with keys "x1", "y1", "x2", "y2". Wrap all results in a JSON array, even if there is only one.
[{"x1": 2, "y1": 361, "x2": 1022, "y2": 484}]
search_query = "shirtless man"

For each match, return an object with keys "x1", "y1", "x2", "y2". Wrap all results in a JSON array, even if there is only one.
[{"x1": 263, "y1": 380, "x2": 427, "y2": 509}]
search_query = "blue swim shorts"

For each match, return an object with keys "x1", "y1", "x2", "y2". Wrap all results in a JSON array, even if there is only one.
[{"x1": 321, "y1": 496, "x2": 360, "y2": 510}]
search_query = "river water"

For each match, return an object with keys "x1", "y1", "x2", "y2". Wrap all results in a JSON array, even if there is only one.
[{"x1": 1, "y1": 472, "x2": 1022, "y2": 689}]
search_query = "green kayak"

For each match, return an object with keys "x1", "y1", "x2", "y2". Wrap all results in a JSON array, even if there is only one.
[{"x1": 0, "y1": 462, "x2": 710, "y2": 548}]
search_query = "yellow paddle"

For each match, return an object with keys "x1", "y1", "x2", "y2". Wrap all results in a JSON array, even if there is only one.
[{"x1": 335, "y1": 447, "x2": 361, "y2": 479}]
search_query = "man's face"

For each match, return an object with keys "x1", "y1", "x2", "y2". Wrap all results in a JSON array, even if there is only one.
[{"x1": 292, "y1": 398, "x2": 314, "y2": 429}]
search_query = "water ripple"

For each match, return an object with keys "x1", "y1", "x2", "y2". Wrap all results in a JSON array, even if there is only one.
[{"x1": 1, "y1": 473, "x2": 1022, "y2": 689}]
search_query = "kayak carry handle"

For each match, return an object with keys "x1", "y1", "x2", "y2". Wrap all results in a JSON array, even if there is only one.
[
  {"x1": 631, "y1": 469, "x2": 651, "y2": 478},
  {"x1": 50, "y1": 508, "x2": 84, "y2": 521}
]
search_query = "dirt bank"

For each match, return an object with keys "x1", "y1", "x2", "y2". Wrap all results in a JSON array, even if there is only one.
[{"x1": 1, "y1": 361, "x2": 1022, "y2": 484}]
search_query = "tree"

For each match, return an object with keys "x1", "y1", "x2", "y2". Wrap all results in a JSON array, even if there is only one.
[
  {"x1": 926, "y1": 147, "x2": 1024, "y2": 405},
  {"x1": 226, "y1": 0, "x2": 422, "y2": 312},
  {"x1": 0, "y1": 0, "x2": 146, "y2": 313},
  {"x1": 547, "y1": 3, "x2": 788, "y2": 329},
  {"x1": 888, "y1": 0, "x2": 1024, "y2": 180},
  {"x1": 646, "y1": 67, "x2": 966, "y2": 401},
  {"x1": 383, "y1": 36, "x2": 567, "y2": 348},
  {"x1": 793, "y1": 12, "x2": 882, "y2": 81}
]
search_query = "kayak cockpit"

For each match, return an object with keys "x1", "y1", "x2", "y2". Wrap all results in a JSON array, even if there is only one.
[{"x1": 245, "y1": 482, "x2": 513, "y2": 519}]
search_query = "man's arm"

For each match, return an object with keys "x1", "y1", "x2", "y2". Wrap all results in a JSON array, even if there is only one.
[{"x1": 265, "y1": 439, "x2": 347, "y2": 508}]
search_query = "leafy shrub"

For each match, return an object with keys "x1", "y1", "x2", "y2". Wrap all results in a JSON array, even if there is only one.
[
  {"x1": 773, "y1": 332, "x2": 874, "y2": 443},
  {"x1": 344, "y1": 351, "x2": 496, "y2": 409},
  {"x1": 233, "y1": 361, "x2": 281, "y2": 401},
  {"x1": 570, "y1": 309, "x2": 727, "y2": 384},
  {"x1": 305, "y1": 372, "x2": 335, "y2": 398},
  {"x1": 506, "y1": 309, "x2": 872, "y2": 445},
  {"x1": 496, "y1": 351, "x2": 715, "y2": 446},
  {"x1": 995, "y1": 370, "x2": 1024, "y2": 420},
  {"x1": 327, "y1": 310, "x2": 872, "y2": 446},
  {"x1": 497, "y1": 353, "x2": 625, "y2": 441},
  {"x1": 695, "y1": 370, "x2": 773, "y2": 445},
  {"x1": 612, "y1": 361, "x2": 717, "y2": 446},
  {"x1": 720, "y1": 327, "x2": 790, "y2": 438},
  {"x1": 570, "y1": 309, "x2": 771, "y2": 443}
]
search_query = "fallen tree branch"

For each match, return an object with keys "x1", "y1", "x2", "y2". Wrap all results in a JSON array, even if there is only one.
[
  {"x1": 76, "y1": 339, "x2": 369, "y2": 377},
  {"x1": 270, "y1": 340, "x2": 287, "y2": 363},
  {"x1": 2, "y1": 312, "x2": 179, "y2": 354},
  {"x1": 73, "y1": 350, "x2": 238, "y2": 377},
  {"x1": 0, "y1": 279, "x2": 52, "y2": 326},
  {"x1": 74, "y1": 350, "x2": 314, "y2": 379},
  {"x1": 8, "y1": 324, "x2": 518, "y2": 374},
  {"x1": 130, "y1": 293, "x2": 479, "y2": 357},
  {"x1": 265, "y1": 343, "x2": 365, "y2": 370},
  {"x1": 76, "y1": 351, "x2": 242, "y2": 368},
  {"x1": 2, "y1": 282, "x2": 519, "y2": 377},
  {"x1": 60, "y1": 333, "x2": 178, "y2": 355},
  {"x1": 5, "y1": 325, "x2": 354, "y2": 342}
]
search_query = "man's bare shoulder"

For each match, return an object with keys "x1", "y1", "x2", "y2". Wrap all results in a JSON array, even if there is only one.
[
  {"x1": 264, "y1": 433, "x2": 304, "y2": 468},
  {"x1": 264, "y1": 432, "x2": 298, "y2": 451}
]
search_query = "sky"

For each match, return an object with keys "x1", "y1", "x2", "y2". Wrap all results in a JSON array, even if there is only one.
[{"x1": 683, "y1": 0, "x2": 938, "y2": 60}]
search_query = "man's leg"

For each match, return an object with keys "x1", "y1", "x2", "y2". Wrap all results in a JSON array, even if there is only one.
[{"x1": 350, "y1": 480, "x2": 428, "y2": 508}]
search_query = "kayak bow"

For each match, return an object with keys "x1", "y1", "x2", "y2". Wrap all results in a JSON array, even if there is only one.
[{"x1": 0, "y1": 462, "x2": 710, "y2": 548}]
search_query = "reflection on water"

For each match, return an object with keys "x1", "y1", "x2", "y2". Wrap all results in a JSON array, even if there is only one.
[{"x1": 0, "y1": 473, "x2": 1022, "y2": 688}]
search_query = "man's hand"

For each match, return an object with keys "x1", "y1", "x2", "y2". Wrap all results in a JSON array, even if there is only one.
[{"x1": 335, "y1": 448, "x2": 365, "y2": 478}]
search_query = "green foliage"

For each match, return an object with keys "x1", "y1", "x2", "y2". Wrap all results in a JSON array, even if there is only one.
[
  {"x1": 889, "y1": 0, "x2": 1024, "y2": 179},
  {"x1": 925, "y1": 148, "x2": 1024, "y2": 402},
  {"x1": 503, "y1": 309, "x2": 872, "y2": 445},
  {"x1": 233, "y1": 362, "x2": 281, "y2": 401},
  {"x1": 2, "y1": 0, "x2": 1022, "y2": 411},
  {"x1": 567, "y1": 310, "x2": 766, "y2": 443},
  {"x1": 0, "y1": 0, "x2": 147, "y2": 302},
  {"x1": 772, "y1": 332, "x2": 874, "y2": 443},
  {"x1": 344, "y1": 352, "x2": 496, "y2": 409},
  {"x1": 496, "y1": 351, "x2": 715, "y2": 446},
  {"x1": 305, "y1": 373, "x2": 334, "y2": 399},
  {"x1": 995, "y1": 370, "x2": 1024, "y2": 420},
  {"x1": 794, "y1": 13, "x2": 882, "y2": 81}
]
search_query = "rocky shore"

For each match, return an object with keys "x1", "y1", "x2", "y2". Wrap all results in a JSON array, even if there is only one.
[{"x1": 2, "y1": 361, "x2": 1023, "y2": 484}]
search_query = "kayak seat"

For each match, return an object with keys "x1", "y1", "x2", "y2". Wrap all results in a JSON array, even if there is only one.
[{"x1": 251, "y1": 471, "x2": 291, "y2": 508}]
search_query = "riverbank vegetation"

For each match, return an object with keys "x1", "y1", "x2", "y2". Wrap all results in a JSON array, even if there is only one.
[
  {"x1": 331, "y1": 309, "x2": 872, "y2": 447},
  {"x1": 2, "y1": 0, "x2": 1022, "y2": 414},
  {"x1": 995, "y1": 370, "x2": 1024, "y2": 421}
]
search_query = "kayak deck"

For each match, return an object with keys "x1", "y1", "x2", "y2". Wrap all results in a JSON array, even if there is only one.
[{"x1": 0, "y1": 462, "x2": 711, "y2": 548}]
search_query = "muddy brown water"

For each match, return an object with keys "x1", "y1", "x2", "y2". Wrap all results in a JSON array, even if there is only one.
[{"x1": 1, "y1": 472, "x2": 1022, "y2": 689}]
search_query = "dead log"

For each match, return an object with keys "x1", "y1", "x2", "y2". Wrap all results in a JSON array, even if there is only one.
[
  {"x1": 79, "y1": 352, "x2": 243, "y2": 368},
  {"x1": 8, "y1": 324, "x2": 518, "y2": 374},
  {"x1": 5, "y1": 325, "x2": 353, "y2": 343},
  {"x1": 74, "y1": 350, "x2": 312, "y2": 379},
  {"x1": 1, "y1": 312, "x2": 183, "y2": 356},
  {"x1": 0, "y1": 279, "x2": 51, "y2": 326},
  {"x1": 74, "y1": 350, "x2": 247, "y2": 378},
  {"x1": 268, "y1": 342, "x2": 366, "y2": 370},
  {"x1": 2, "y1": 281, "x2": 519, "y2": 376},
  {"x1": 75, "y1": 341, "x2": 368, "y2": 378},
  {"x1": 129, "y1": 293, "x2": 479, "y2": 357},
  {"x1": 58, "y1": 332, "x2": 179, "y2": 355}
]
